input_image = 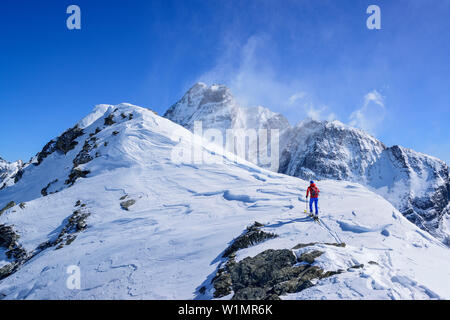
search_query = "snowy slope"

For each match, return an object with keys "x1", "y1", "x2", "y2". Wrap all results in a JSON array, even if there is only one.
[
  {"x1": 164, "y1": 84, "x2": 450, "y2": 242},
  {"x1": 0, "y1": 103, "x2": 449, "y2": 299}
]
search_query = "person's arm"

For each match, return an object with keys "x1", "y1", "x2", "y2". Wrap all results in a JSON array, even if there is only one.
[{"x1": 306, "y1": 187, "x2": 310, "y2": 198}]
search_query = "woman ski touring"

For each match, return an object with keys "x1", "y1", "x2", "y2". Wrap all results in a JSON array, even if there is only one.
[{"x1": 306, "y1": 181, "x2": 320, "y2": 218}]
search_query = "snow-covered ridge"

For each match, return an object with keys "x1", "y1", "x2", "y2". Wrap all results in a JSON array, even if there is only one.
[
  {"x1": 0, "y1": 103, "x2": 449, "y2": 300},
  {"x1": 164, "y1": 83, "x2": 450, "y2": 243}
]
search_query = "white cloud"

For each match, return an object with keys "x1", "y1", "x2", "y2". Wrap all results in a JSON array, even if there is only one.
[
  {"x1": 197, "y1": 34, "x2": 339, "y2": 124},
  {"x1": 349, "y1": 90, "x2": 386, "y2": 134},
  {"x1": 288, "y1": 92, "x2": 307, "y2": 106},
  {"x1": 304, "y1": 104, "x2": 337, "y2": 121}
]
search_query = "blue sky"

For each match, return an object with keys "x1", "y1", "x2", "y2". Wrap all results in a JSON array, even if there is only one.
[{"x1": 1, "y1": 0, "x2": 449, "y2": 164}]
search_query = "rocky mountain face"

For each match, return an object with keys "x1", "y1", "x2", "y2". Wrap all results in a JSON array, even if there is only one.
[
  {"x1": 165, "y1": 83, "x2": 450, "y2": 242},
  {"x1": 0, "y1": 158, "x2": 23, "y2": 190}
]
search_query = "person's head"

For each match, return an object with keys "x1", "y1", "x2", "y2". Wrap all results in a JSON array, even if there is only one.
[{"x1": 310, "y1": 180, "x2": 314, "y2": 185}]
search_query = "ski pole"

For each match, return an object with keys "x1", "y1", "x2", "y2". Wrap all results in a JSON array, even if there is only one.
[{"x1": 304, "y1": 196, "x2": 308, "y2": 214}]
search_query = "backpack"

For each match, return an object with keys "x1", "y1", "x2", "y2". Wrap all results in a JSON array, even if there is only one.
[{"x1": 310, "y1": 186, "x2": 319, "y2": 198}]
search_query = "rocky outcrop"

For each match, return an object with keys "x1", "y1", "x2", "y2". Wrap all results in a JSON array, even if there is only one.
[
  {"x1": 1, "y1": 202, "x2": 90, "y2": 280},
  {"x1": 0, "y1": 201, "x2": 16, "y2": 216},
  {"x1": 104, "y1": 113, "x2": 116, "y2": 126},
  {"x1": 35, "y1": 126, "x2": 84, "y2": 166},
  {"x1": 120, "y1": 199, "x2": 136, "y2": 211},
  {"x1": 213, "y1": 247, "x2": 345, "y2": 300},
  {"x1": 37, "y1": 202, "x2": 90, "y2": 251},
  {"x1": 73, "y1": 136, "x2": 98, "y2": 167},
  {"x1": 0, "y1": 225, "x2": 29, "y2": 280},
  {"x1": 222, "y1": 222, "x2": 278, "y2": 258},
  {"x1": 41, "y1": 179, "x2": 58, "y2": 196},
  {"x1": 65, "y1": 168, "x2": 90, "y2": 186},
  {"x1": 56, "y1": 126, "x2": 84, "y2": 154},
  {"x1": 210, "y1": 222, "x2": 350, "y2": 300}
]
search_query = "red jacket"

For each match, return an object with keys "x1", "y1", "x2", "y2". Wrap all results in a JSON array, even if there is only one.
[{"x1": 306, "y1": 184, "x2": 320, "y2": 198}]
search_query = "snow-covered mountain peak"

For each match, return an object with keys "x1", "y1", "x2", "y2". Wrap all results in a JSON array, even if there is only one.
[
  {"x1": 165, "y1": 83, "x2": 290, "y2": 133},
  {"x1": 164, "y1": 83, "x2": 238, "y2": 130}
]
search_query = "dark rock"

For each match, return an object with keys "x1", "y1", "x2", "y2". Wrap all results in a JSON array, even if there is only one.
[
  {"x1": 112, "y1": 131, "x2": 119, "y2": 136},
  {"x1": 298, "y1": 250, "x2": 324, "y2": 264},
  {"x1": 0, "y1": 224, "x2": 28, "y2": 266},
  {"x1": 321, "y1": 270, "x2": 344, "y2": 278},
  {"x1": 368, "y1": 261, "x2": 379, "y2": 265},
  {"x1": 48, "y1": 207, "x2": 91, "y2": 250},
  {"x1": 0, "y1": 263, "x2": 17, "y2": 280},
  {"x1": 13, "y1": 169, "x2": 24, "y2": 183},
  {"x1": 223, "y1": 248, "x2": 339, "y2": 300},
  {"x1": 292, "y1": 242, "x2": 346, "y2": 249},
  {"x1": 230, "y1": 249, "x2": 296, "y2": 291},
  {"x1": 73, "y1": 149, "x2": 93, "y2": 167},
  {"x1": 35, "y1": 140, "x2": 56, "y2": 165},
  {"x1": 19, "y1": 203, "x2": 26, "y2": 209},
  {"x1": 222, "y1": 222, "x2": 278, "y2": 258},
  {"x1": 0, "y1": 201, "x2": 16, "y2": 216},
  {"x1": 120, "y1": 199, "x2": 136, "y2": 211},
  {"x1": 0, "y1": 224, "x2": 20, "y2": 249},
  {"x1": 104, "y1": 114, "x2": 115, "y2": 126},
  {"x1": 55, "y1": 126, "x2": 84, "y2": 155},
  {"x1": 41, "y1": 179, "x2": 58, "y2": 197},
  {"x1": 73, "y1": 137, "x2": 99, "y2": 167},
  {"x1": 232, "y1": 287, "x2": 267, "y2": 300},
  {"x1": 211, "y1": 226, "x2": 348, "y2": 300},
  {"x1": 0, "y1": 207, "x2": 90, "y2": 280},
  {"x1": 271, "y1": 278, "x2": 313, "y2": 296},
  {"x1": 213, "y1": 271, "x2": 233, "y2": 298},
  {"x1": 347, "y1": 264, "x2": 364, "y2": 270},
  {"x1": 65, "y1": 168, "x2": 90, "y2": 186}
]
